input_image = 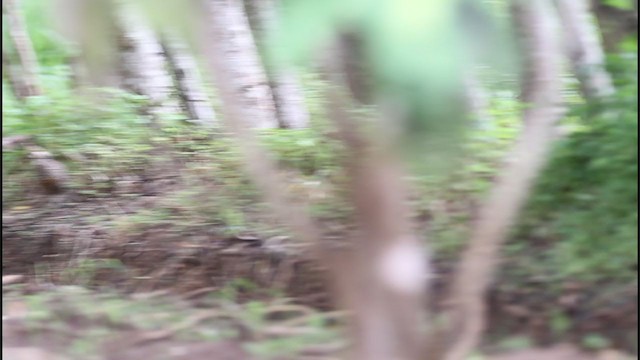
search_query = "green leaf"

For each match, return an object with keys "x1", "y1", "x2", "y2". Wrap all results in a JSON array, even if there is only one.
[{"x1": 602, "y1": 0, "x2": 634, "y2": 10}]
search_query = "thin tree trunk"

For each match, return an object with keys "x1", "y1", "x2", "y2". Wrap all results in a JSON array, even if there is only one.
[
  {"x1": 2, "y1": 0, "x2": 41, "y2": 98},
  {"x1": 244, "y1": 0, "x2": 309, "y2": 128},
  {"x1": 2, "y1": 48, "x2": 28, "y2": 99},
  {"x1": 437, "y1": 1, "x2": 565, "y2": 359},
  {"x1": 113, "y1": 2, "x2": 181, "y2": 123},
  {"x1": 197, "y1": 0, "x2": 326, "y2": 251},
  {"x1": 322, "y1": 34, "x2": 429, "y2": 360},
  {"x1": 161, "y1": 34, "x2": 217, "y2": 128},
  {"x1": 555, "y1": 0, "x2": 615, "y2": 99},
  {"x1": 194, "y1": 0, "x2": 351, "y2": 328}
]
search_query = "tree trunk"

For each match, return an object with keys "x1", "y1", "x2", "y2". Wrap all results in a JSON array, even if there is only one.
[
  {"x1": 270, "y1": 70, "x2": 310, "y2": 128},
  {"x1": 244, "y1": 0, "x2": 309, "y2": 128},
  {"x1": 2, "y1": 0, "x2": 41, "y2": 98},
  {"x1": 2, "y1": 48, "x2": 28, "y2": 100},
  {"x1": 320, "y1": 34, "x2": 429, "y2": 360},
  {"x1": 555, "y1": 0, "x2": 615, "y2": 99},
  {"x1": 437, "y1": 1, "x2": 565, "y2": 359},
  {"x1": 202, "y1": 0, "x2": 279, "y2": 129},
  {"x1": 113, "y1": 3, "x2": 181, "y2": 124},
  {"x1": 161, "y1": 34, "x2": 217, "y2": 128}
]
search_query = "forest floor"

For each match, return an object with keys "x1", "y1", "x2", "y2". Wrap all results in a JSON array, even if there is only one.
[{"x1": 2, "y1": 164, "x2": 637, "y2": 360}]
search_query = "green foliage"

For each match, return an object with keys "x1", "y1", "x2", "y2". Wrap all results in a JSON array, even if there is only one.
[
  {"x1": 2, "y1": 0, "x2": 71, "y2": 67},
  {"x1": 271, "y1": 0, "x2": 512, "y2": 146},
  {"x1": 495, "y1": 336, "x2": 533, "y2": 352},
  {"x1": 2, "y1": 81, "x2": 155, "y2": 201},
  {"x1": 601, "y1": 0, "x2": 635, "y2": 10},
  {"x1": 550, "y1": 310, "x2": 572, "y2": 336},
  {"x1": 261, "y1": 128, "x2": 339, "y2": 176},
  {"x1": 416, "y1": 93, "x2": 523, "y2": 256},
  {"x1": 217, "y1": 279, "x2": 260, "y2": 302},
  {"x1": 3, "y1": 87, "x2": 150, "y2": 151},
  {"x1": 519, "y1": 53, "x2": 638, "y2": 281},
  {"x1": 60, "y1": 258, "x2": 126, "y2": 287},
  {"x1": 582, "y1": 333, "x2": 611, "y2": 350}
]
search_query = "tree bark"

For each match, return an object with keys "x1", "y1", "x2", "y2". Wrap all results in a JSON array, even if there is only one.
[
  {"x1": 2, "y1": 0, "x2": 41, "y2": 98},
  {"x1": 555, "y1": 0, "x2": 615, "y2": 99},
  {"x1": 161, "y1": 34, "x2": 217, "y2": 128},
  {"x1": 437, "y1": 1, "x2": 565, "y2": 359},
  {"x1": 244, "y1": 0, "x2": 309, "y2": 129},
  {"x1": 203, "y1": 0, "x2": 279, "y2": 129},
  {"x1": 113, "y1": 3, "x2": 181, "y2": 123},
  {"x1": 270, "y1": 70, "x2": 310, "y2": 128}
]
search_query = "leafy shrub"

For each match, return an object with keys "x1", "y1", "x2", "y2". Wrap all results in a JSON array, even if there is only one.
[{"x1": 518, "y1": 53, "x2": 638, "y2": 281}]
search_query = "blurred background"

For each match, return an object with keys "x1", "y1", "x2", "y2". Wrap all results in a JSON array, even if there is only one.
[{"x1": 2, "y1": 0, "x2": 637, "y2": 359}]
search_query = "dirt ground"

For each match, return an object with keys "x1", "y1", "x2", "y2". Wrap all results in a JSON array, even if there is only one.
[{"x1": 2, "y1": 174, "x2": 638, "y2": 359}]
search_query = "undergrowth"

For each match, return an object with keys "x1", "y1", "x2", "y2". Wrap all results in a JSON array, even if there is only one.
[{"x1": 515, "y1": 52, "x2": 638, "y2": 282}]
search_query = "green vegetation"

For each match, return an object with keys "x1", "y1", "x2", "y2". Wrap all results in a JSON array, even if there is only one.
[
  {"x1": 517, "y1": 52, "x2": 638, "y2": 282},
  {"x1": 3, "y1": 37, "x2": 637, "y2": 284},
  {"x1": 2, "y1": 0, "x2": 638, "y2": 357},
  {"x1": 3, "y1": 285, "x2": 340, "y2": 359}
]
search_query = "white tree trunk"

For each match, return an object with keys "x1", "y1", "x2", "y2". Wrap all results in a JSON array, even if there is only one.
[
  {"x1": 244, "y1": 0, "x2": 309, "y2": 128},
  {"x1": 203, "y1": 0, "x2": 279, "y2": 129},
  {"x1": 555, "y1": 0, "x2": 614, "y2": 99},
  {"x1": 439, "y1": 1, "x2": 565, "y2": 359},
  {"x1": 161, "y1": 35, "x2": 217, "y2": 128},
  {"x1": 2, "y1": 0, "x2": 41, "y2": 98},
  {"x1": 271, "y1": 70, "x2": 310, "y2": 128},
  {"x1": 113, "y1": 3, "x2": 181, "y2": 122}
]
